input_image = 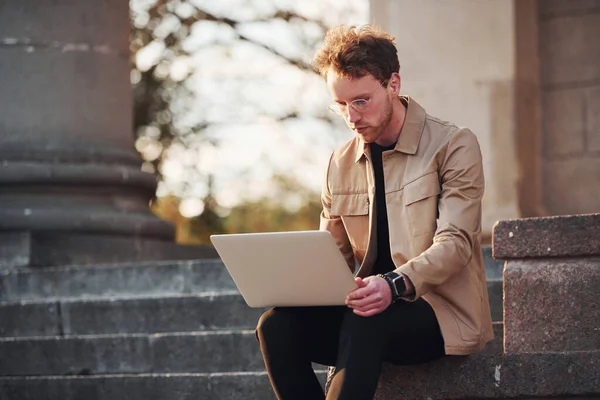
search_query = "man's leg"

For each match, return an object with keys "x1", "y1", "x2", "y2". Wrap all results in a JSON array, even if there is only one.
[
  {"x1": 326, "y1": 298, "x2": 444, "y2": 400},
  {"x1": 256, "y1": 306, "x2": 346, "y2": 400}
]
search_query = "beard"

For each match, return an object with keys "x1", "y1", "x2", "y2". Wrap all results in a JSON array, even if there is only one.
[
  {"x1": 348, "y1": 94, "x2": 395, "y2": 143},
  {"x1": 367, "y1": 94, "x2": 394, "y2": 141}
]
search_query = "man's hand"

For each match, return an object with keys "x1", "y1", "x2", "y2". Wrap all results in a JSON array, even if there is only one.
[{"x1": 345, "y1": 276, "x2": 392, "y2": 317}]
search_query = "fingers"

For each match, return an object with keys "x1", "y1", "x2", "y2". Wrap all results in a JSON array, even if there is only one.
[
  {"x1": 347, "y1": 286, "x2": 375, "y2": 301},
  {"x1": 353, "y1": 304, "x2": 386, "y2": 317},
  {"x1": 355, "y1": 277, "x2": 367, "y2": 288},
  {"x1": 347, "y1": 291, "x2": 385, "y2": 308},
  {"x1": 347, "y1": 277, "x2": 376, "y2": 300},
  {"x1": 345, "y1": 275, "x2": 393, "y2": 316}
]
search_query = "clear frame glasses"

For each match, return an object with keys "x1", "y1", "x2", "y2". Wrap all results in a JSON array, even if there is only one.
[{"x1": 328, "y1": 80, "x2": 388, "y2": 116}]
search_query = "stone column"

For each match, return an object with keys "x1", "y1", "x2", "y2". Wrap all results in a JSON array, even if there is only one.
[
  {"x1": 537, "y1": 1, "x2": 600, "y2": 215},
  {"x1": 493, "y1": 213, "x2": 600, "y2": 353},
  {"x1": 370, "y1": 0, "x2": 520, "y2": 239},
  {"x1": 0, "y1": 0, "x2": 176, "y2": 267}
]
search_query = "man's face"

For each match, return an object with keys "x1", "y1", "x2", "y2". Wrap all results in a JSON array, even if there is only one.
[{"x1": 326, "y1": 69, "x2": 392, "y2": 143}]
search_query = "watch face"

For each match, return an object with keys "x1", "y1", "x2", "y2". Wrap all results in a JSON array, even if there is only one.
[{"x1": 392, "y1": 275, "x2": 406, "y2": 295}]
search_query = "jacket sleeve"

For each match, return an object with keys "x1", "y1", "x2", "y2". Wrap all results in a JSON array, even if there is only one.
[
  {"x1": 398, "y1": 128, "x2": 484, "y2": 300},
  {"x1": 319, "y1": 152, "x2": 356, "y2": 272}
]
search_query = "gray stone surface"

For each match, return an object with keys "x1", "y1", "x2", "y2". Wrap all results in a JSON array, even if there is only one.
[
  {"x1": 0, "y1": 290, "x2": 501, "y2": 338},
  {"x1": 0, "y1": 372, "x2": 285, "y2": 400},
  {"x1": 540, "y1": 12, "x2": 600, "y2": 85},
  {"x1": 0, "y1": 48, "x2": 132, "y2": 157},
  {"x1": 0, "y1": 232, "x2": 29, "y2": 271},
  {"x1": 542, "y1": 88, "x2": 586, "y2": 157},
  {"x1": 150, "y1": 331, "x2": 264, "y2": 373},
  {"x1": 587, "y1": 86, "x2": 600, "y2": 152},
  {"x1": 2, "y1": 352, "x2": 598, "y2": 400},
  {"x1": 0, "y1": 293, "x2": 262, "y2": 337},
  {"x1": 0, "y1": 334, "x2": 151, "y2": 376},
  {"x1": 0, "y1": 301, "x2": 60, "y2": 337},
  {"x1": 0, "y1": 0, "x2": 127, "y2": 49},
  {"x1": 27, "y1": 233, "x2": 215, "y2": 267},
  {"x1": 543, "y1": 158, "x2": 600, "y2": 216},
  {"x1": 539, "y1": 0, "x2": 600, "y2": 18},
  {"x1": 0, "y1": 259, "x2": 232, "y2": 302},
  {"x1": 482, "y1": 245, "x2": 503, "y2": 281},
  {"x1": 489, "y1": 322, "x2": 503, "y2": 354},
  {"x1": 57, "y1": 293, "x2": 264, "y2": 336},
  {"x1": 1, "y1": 248, "x2": 498, "y2": 301},
  {"x1": 493, "y1": 213, "x2": 600, "y2": 259},
  {"x1": 487, "y1": 280, "x2": 503, "y2": 321},
  {"x1": 374, "y1": 350, "x2": 600, "y2": 399},
  {"x1": 0, "y1": 0, "x2": 179, "y2": 266},
  {"x1": 504, "y1": 258, "x2": 600, "y2": 353},
  {"x1": 0, "y1": 330, "x2": 262, "y2": 375}
]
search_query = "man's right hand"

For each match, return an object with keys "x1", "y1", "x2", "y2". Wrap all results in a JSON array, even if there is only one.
[{"x1": 345, "y1": 276, "x2": 393, "y2": 317}]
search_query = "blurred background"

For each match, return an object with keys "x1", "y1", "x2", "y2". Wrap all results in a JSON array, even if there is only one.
[
  {"x1": 0, "y1": 1, "x2": 598, "y2": 397},
  {"x1": 131, "y1": 0, "x2": 368, "y2": 244},
  {"x1": 133, "y1": 0, "x2": 600, "y2": 246}
]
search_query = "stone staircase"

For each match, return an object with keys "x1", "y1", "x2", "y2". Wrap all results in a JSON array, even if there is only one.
[{"x1": 0, "y1": 248, "x2": 504, "y2": 399}]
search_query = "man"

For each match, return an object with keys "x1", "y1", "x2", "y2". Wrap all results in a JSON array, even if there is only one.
[{"x1": 256, "y1": 24, "x2": 493, "y2": 400}]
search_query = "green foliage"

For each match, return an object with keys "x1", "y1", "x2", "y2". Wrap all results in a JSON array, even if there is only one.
[
  {"x1": 223, "y1": 198, "x2": 321, "y2": 235},
  {"x1": 152, "y1": 194, "x2": 321, "y2": 245}
]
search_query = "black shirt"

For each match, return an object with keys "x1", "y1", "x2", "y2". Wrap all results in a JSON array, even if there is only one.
[{"x1": 369, "y1": 142, "x2": 397, "y2": 276}]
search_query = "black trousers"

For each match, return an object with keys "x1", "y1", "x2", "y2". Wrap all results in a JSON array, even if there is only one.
[{"x1": 255, "y1": 298, "x2": 445, "y2": 400}]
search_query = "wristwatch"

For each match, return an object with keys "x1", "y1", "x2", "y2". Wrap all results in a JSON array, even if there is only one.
[{"x1": 379, "y1": 272, "x2": 407, "y2": 302}]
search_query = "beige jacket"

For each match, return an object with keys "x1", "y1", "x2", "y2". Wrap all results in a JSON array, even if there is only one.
[{"x1": 320, "y1": 97, "x2": 494, "y2": 355}]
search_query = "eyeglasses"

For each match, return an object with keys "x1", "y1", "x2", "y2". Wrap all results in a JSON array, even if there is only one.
[{"x1": 328, "y1": 80, "x2": 388, "y2": 116}]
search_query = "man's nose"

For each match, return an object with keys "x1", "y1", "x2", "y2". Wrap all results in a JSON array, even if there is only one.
[{"x1": 346, "y1": 107, "x2": 361, "y2": 124}]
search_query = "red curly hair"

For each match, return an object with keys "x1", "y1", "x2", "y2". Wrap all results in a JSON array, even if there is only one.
[{"x1": 312, "y1": 24, "x2": 400, "y2": 84}]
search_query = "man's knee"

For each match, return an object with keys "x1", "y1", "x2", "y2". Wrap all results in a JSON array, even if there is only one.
[
  {"x1": 255, "y1": 308, "x2": 293, "y2": 342},
  {"x1": 341, "y1": 308, "x2": 391, "y2": 337}
]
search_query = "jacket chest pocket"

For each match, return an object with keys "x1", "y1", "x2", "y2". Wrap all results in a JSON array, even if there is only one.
[
  {"x1": 331, "y1": 193, "x2": 369, "y2": 250},
  {"x1": 404, "y1": 172, "x2": 441, "y2": 237}
]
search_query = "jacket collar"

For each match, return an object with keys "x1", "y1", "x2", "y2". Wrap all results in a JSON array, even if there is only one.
[{"x1": 354, "y1": 96, "x2": 426, "y2": 163}]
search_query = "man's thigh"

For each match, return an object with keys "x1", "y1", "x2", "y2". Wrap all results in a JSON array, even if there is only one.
[
  {"x1": 271, "y1": 305, "x2": 347, "y2": 366},
  {"x1": 338, "y1": 298, "x2": 445, "y2": 366},
  {"x1": 383, "y1": 298, "x2": 445, "y2": 365}
]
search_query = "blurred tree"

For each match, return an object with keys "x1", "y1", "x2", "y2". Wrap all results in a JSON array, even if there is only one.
[
  {"x1": 131, "y1": 0, "x2": 364, "y2": 241},
  {"x1": 130, "y1": 0, "x2": 339, "y2": 176}
]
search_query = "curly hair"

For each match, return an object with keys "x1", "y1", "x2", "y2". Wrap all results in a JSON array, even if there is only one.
[{"x1": 312, "y1": 24, "x2": 400, "y2": 84}]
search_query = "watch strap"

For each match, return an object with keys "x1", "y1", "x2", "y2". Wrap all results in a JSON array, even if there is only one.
[{"x1": 378, "y1": 272, "x2": 401, "y2": 302}]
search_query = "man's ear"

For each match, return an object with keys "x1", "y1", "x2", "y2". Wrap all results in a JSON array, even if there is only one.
[{"x1": 389, "y1": 72, "x2": 401, "y2": 95}]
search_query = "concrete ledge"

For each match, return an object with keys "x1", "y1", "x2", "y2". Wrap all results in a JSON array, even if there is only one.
[
  {"x1": 492, "y1": 213, "x2": 600, "y2": 259},
  {"x1": 374, "y1": 350, "x2": 600, "y2": 399},
  {"x1": 504, "y1": 257, "x2": 600, "y2": 353},
  {"x1": 2, "y1": 352, "x2": 599, "y2": 400}
]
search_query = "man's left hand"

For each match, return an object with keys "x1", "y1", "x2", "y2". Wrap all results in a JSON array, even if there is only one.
[{"x1": 345, "y1": 276, "x2": 392, "y2": 317}]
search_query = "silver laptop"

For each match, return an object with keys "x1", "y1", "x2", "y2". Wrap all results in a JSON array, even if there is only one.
[{"x1": 210, "y1": 230, "x2": 357, "y2": 307}]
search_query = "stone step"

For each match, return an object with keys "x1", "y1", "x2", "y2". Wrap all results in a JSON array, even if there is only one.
[
  {"x1": 0, "y1": 284, "x2": 503, "y2": 338},
  {"x1": 0, "y1": 259, "x2": 236, "y2": 302},
  {"x1": 1, "y1": 351, "x2": 598, "y2": 400},
  {"x1": 0, "y1": 246, "x2": 504, "y2": 302},
  {"x1": 0, "y1": 330, "x2": 264, "y2": 376},
  {"x1": 0, "y1": 292, "x2": 265, "y2": 337},
  {"x1": 0, "y1": 371, "x2": 299, "y2": 400},
  {"x1": 0, "y1": 323, "x2": 504, "y2": 377}
]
